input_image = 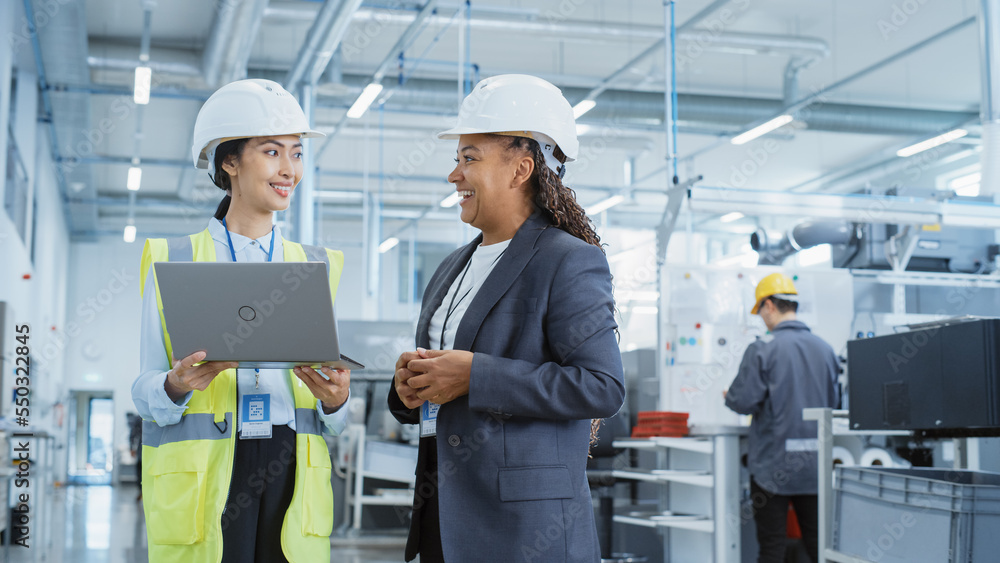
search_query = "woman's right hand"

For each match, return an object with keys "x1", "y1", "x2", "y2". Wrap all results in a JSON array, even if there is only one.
[
  {"x1": 394, "y1": 349, "x2": 427, "y2": 410},
  {"x1": 164, "y1": 351, "x2": 238, "y2": 402}
]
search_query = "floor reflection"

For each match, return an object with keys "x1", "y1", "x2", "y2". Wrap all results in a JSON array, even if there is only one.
[{"x1": 6, "y1": 484, "x2": 411, "y2": 562}]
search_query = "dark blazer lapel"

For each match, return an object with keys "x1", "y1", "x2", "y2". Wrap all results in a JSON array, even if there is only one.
[
  {"x1": 415, "y1": 235, "x2": 481, "y2": 348},
  {"x1": 453, "y1": 211, "x2": 551, "y2": 351}
]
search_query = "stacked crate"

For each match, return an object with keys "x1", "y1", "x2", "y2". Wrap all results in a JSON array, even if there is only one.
[{"x1": 631, "y1": 411, "x2": 689, "y2": 438}]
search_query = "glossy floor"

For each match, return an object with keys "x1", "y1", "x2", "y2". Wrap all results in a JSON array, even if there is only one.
[{"x1": 6, "y1": 484, "x2": 409, "y2": 563}]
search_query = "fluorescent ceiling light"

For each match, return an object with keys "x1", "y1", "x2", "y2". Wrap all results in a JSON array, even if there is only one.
[
  {"x1": 720, "y1": 212, "x2": 744, "y2": 223},
  {"x1": 573, "y1": 99, "x2": 596, "y2": 119},
  {"x1": 123, "y1": 224, "x2": 136, "y2": 243},
  {"x1": 949, "y1": 171, "x2": 981, "y2": 196},
  {"x1": 315, "y1": 190, "x2": 363, "y2": 201},
  {"x1": 127, "y1": 167, "x2": 142, "y2": 191},
  {"x1": 134, "y1": 66, "x2": 151, "y2": 105},
  {"x1": 347, "y1": 83, "x2": 384, "y2": 119},
  {"x1": 731, "y1": 114, "x2": 793, "y2": 145},
  {"x1": 586, "y1": 194, "x2": 625, "y2": 215},
  {"x1": 896, "y1": 129, "x2": 968, "y2": 158},
  {"x1": 439, "y1": 192, "x2": 463, "y2": 208},
  {"x1": 378, "y1": 236, "x2": 399, "y2": 253}
]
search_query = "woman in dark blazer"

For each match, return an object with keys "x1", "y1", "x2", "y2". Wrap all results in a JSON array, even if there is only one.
[{"x1": 388, "y1": 74, "x2": 625, "y2": 563}]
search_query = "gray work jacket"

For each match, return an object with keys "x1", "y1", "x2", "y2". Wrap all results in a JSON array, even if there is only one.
[{"x1": 725, "y1": 320, "x2": 840, "y2": 495}]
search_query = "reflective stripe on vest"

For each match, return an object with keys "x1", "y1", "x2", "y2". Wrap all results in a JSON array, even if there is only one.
[{"x1": 139, "y1": 227, "x2": 342, "y2": 563}]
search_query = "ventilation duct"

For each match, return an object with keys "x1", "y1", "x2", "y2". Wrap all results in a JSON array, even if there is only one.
[
  {"x1": 979, "y1": 0, "x2": 1000, "y2": 197},
  {"x1": 751, "y1": 221, "x2": 856, "y2": 265}
]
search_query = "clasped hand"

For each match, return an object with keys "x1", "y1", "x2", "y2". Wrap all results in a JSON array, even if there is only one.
[{"x1": 394, "y1": 348, "x2": 473, "y2": 409}]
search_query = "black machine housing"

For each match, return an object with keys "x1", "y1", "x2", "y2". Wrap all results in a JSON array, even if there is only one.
[{"x1": 848, "y1": 318, "x2": 1000, "y2": 432}]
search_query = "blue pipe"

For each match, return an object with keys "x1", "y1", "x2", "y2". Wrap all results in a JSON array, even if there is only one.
[
  {"x1": 397, "y1": 6, "x2": 464, "y2": 86},
  {"x1": 22, "y1": 0, "x2": 70, "y2": 208},
  {"x1": 669, "y1": 0, "x2": 679, "y2": 184},
  {"x1": 49, "y1": 83, "x2": 211, "y2": 101},
  {"x1": 465, "y1": 0, "x2": 472, "y2": 95}
]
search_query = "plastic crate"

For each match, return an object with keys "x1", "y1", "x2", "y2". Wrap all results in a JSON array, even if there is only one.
[{"x1": 833, "y1": 466, "x2": 1000, "y2": 563}]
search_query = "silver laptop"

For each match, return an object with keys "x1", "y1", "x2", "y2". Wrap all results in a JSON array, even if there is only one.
[{"x1": 154, "y1": 262, "x2": 364, "y2": 370}]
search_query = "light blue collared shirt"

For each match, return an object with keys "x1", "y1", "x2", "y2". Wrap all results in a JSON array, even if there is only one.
[{"x1": 131, "y1": 218, "x2": 350, "y2": 435}]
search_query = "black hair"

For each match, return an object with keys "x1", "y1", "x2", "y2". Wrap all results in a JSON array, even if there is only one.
[
  {"x1": 766, "y1": 297, "x2": 799, "y2": 314},
  {"x1": 211, "y1": 138, "x2": 250, "y2": 220}
]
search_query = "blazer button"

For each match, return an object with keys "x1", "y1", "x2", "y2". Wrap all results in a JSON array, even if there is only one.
[{"x1": 447, "y1": 434, "x2": 461, "y2": 447}]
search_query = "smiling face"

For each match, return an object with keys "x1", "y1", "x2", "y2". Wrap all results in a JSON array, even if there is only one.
[
  {"x1": 222, "y1": 135, "x2": 303, "y2": 217},
  {"x1": 447, "y1": 134, "x2": 536, "y2": 244}
]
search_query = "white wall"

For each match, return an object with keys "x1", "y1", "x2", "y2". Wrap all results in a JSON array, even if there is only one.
[
  {"x1": 0, "y1": 99, "x2": 72, "y2": 484},
  {"x1": 62, "y1": 237, "x2": 145, "y2": 474}
]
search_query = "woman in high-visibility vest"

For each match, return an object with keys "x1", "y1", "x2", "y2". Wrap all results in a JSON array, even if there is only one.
[{"x1": 132, "y1": 79, "x2": 349, "y2": 563}]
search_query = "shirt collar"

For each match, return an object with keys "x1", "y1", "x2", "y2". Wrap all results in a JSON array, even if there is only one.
[
  {"x1": 208, "y1": 217, "x2": 282, "y2": 256},
  {"x1": 773, "y1": 320, "x2": 809, "y2": 332}
]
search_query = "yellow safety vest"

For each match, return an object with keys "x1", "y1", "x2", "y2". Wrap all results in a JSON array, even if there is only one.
[{"x1": 138, "y1": 228, "x2": 344, "y2": 563}]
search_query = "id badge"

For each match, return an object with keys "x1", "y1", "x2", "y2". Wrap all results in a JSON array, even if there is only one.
[
  {"x1": 420, "y1": 402, "x2": 440, "y2": 438},
  {"x1": 240, "y1": 393, "x2": 272, "y2": 439}
]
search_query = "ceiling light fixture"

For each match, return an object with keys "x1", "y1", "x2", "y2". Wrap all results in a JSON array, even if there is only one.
[
  {"x1": 439, "y1": 192, "x2": 463, "y2": 208},
  {"x1": 896, "y1": 129, "x2": 968, "y2": 158},
  {"x1": 124, "y1": 220, "x2": 136, "y2": 244},
  {"x1": 586, "y1": 194, "x2": 625, "y2": 215},
  {"x1": 134, "y1": 66, "x2": 151, "y2": 105},
  {"x1": 731, "y1": 114, "x2": 793, "y2": 145},
  {"x1": 950, "y1": 171, "x2": 981, "y2": 196},
  {"x1": 378, "y1": 236, "x2": 399, "y2": 253},
  {"x1": 573, "y1": 99, "x2": 596, "y2": 119},
  {"x1": 127, "y1": 167, "x2": 142, "y2": 191},
  {"x1": 720, "y1": 212, "x2": 744, "y2": 223},
  {"x1": 347, "y1": 83, "x2": 384, "y2": 119}
]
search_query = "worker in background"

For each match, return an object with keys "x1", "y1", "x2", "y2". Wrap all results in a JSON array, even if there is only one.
[
  {"x1": 131, "y1": 79, "x2": 350, "y2": 563},
  {"x1": 387, "y1": 74, "x2": 625, "y2": 563},
  {"x1": 725, "y1": 272, "x2": 840, "y2": 563}
]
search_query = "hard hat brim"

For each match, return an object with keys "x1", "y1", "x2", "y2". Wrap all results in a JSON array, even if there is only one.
[
  {"x1": 436, "y1": 126, "x2": 577, "y2": 163},
  {"x1": 436, "y1": 126, "x2": 482, "y2": 140},
  {"x1": 751, "y1": 293, "x2": 799, "y2": 315},
  {"x1": 194, "y1": 129, "x2": 326, "y2": 170}
]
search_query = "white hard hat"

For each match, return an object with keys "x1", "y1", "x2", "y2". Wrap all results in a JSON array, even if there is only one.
[
  {"x1": 437, "y1": 74, "x2": 579, "y2": 178},
  {"x1": 191, "y1": 79, "x2": 325, "y2": 174}
]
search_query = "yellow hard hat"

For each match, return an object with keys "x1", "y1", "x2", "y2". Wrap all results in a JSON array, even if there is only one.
[{"x1": 751, "y1": 273, "x2": 798, "y2": 314}]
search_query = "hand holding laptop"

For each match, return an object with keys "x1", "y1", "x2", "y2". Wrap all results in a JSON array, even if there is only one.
[
  {"x1": 164, "y1": 350, "x2": 239, "y2": 402},
  {"x1": 293, "y1": 365, "x2": 350, "y2": 413}
]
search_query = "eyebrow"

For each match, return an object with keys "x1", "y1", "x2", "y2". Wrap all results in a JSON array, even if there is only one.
[
  {"x1": 458, "y1": 145, "x2": 481, "y2": 153},
  {"x1": 259, "y1": 139, "x2": 303, "y2": 149}
]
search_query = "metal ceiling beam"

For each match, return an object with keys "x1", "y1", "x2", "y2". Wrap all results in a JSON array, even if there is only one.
[
  {"x1": 266, "y1": 3, "x2": 829, "y2": 56},
  {"x1": 681, "y1": 15, "x2": 978, "y2": 162},
  {"x1": 203, "y1": 0, "x2": 270, "y2": 86},
  {"x1": 22, "y1": 0, "x2": 94, "y2": 234},
  {"x1": 285, "y1": 0, "x2": 365, "y2": 91},
  {"x1": 315, "y1": 0, "x2": 438, "y2": 157}
]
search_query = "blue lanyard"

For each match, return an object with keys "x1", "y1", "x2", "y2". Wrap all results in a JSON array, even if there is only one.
[
  {"x1": 222, "y1": 217, "x2": 275, "y2": 263},
  {"x1": 221, "y1": 217, "x2": 274, "y2": 388}
]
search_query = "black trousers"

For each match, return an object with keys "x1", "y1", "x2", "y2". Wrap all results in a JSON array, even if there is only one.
[
  {"x1": 750, "y1": 478, "x2": 819, "y2": 563},
  {"x1": 417, "y1": 437, "x2": 446, "y2": 563},
  {"x1": 221, "y1": 424, "x2": 297, "y2": 563}
]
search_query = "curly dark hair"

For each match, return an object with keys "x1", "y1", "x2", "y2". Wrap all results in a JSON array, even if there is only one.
[
  {"x1": 498, "y1": 134, "x2": 608, "y2": 446},
  {"x1": 499, "y1": 135, "x2": 604, "y2": 252}
]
